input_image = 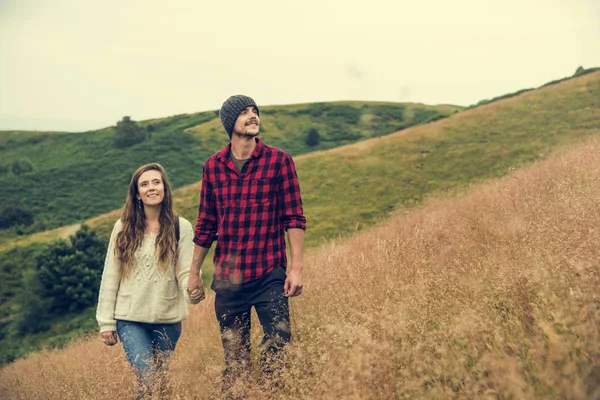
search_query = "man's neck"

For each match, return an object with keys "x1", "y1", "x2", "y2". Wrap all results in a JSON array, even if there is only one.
[{"x1": 231, "y1": 135, "x2": 257, "y2": 160}]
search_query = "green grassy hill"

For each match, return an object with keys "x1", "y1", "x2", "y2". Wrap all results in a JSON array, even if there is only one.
[
  {"x1": 10, "y1": 70, "x2": 595, "y2": 252},
  {"x1": 0, "y1": 102, "x2": 458, "y2": 243},
  {"x1": 175, "y1": 70, "x2": 600, "y2": 249}
]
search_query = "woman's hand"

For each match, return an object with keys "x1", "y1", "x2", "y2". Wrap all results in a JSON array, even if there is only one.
[
  {"x1": 186, "y1": 274, "x2": 206, "y2": 304},
  {"x1": 101, "y1": 331, "x2": 118, "y2": 346}
]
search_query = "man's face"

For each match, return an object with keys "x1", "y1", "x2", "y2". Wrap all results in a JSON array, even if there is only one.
[{"x1": 232, "y1": 106, "x2": 260, "y2": 138}]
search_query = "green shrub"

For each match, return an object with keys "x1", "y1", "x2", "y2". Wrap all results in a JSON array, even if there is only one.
[
  {"x1": 307, "y1": 103, "x2": 329, "y2": 117},
  {"x1": 0, "y1": 204, "x2": 34, "y2": 229},
  {"x1": 11, "y1": 159, "x2": 34, "y2": 175},
  {"x1": 373, "y1": 104, "x2": 405, "y2": 120},
  {"x1": 14, "y1": 270, "x2": 52, "y2": 335},
  {"x1": 326, "y1": 105, "x2": 361, "y2": 124},
  {"x1": 114, "y1": 116, "x2": 147, "y2": 148},
  {"x1": 413, "y1": 109, "x2": 442, "y2": 124},
  {"x1": 305, "y1": 128, "x2": 321, "y2": 147},
  {"x1": 36, "y1": 225, "x2": 107, "y2": 314}
]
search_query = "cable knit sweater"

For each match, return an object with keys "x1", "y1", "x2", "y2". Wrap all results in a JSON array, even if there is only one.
[{"x1": 96, "y1": 217, "x2": 194, "y2": 333}]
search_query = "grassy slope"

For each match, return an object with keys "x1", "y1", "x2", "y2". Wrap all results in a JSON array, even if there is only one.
[
  {"x1": 0, "y1": 101, "x2": 457, "y2": 241},
  {"x1": 293, "y1": 71, "x2": 600, "y2": 246},
  {"x1": 153, "y1": 70, "x2": 600, "y2": 250}
]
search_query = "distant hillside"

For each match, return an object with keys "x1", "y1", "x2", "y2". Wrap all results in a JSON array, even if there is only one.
[
  {"x1": 95, "y1": 70, "x2": 600, "y2": 249},
  {"x1": 3, "y1": 70, "x2": 599, "y2": 252},
  {"x1": 468, "y1": 65, "x2": 600, "y2": 108},
  {"x1": 0, "y1": 101, "x2": 459, "y2": 242},
  {"x1": 185, "y1": 71, "x2": 600, "y2": 250}
]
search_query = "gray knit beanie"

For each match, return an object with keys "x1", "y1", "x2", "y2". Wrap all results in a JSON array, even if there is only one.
[{"x1": 219, "y1": 95, "x2": 260, "y2": 138}]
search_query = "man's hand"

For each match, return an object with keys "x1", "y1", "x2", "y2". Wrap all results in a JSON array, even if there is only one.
[
  {"x1": 284, "y1": 266, "x2": 303, "y2": 297},
  {"x1": 186, "y1": 273, "x2": 206, "y2": 304},
  {"x1": 187, "y1": 245, "x2": 210, "y2": 304},
  {"x1": 101, "y1": 331, "x2": 118, "y2": 346}
]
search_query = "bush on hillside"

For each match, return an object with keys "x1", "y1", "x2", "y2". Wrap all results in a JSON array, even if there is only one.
[
  {"x1": 413, "y1": 109, "x2": 443, "y2": 124},
  {"x1": 307, "y1": 103, "x2": 329, "y2": 117},
  {"x1": 373, "y1": 104, "x2": 405, "y2": 121},
  {"x1": 260, "y1": 108, "x2": 278, "y2": 115},
  {"x1": 305, "y1": 128, "x2": 321, "y2": 147},
  {"x1": 0, "y1": 204, "x2": 34, "y2": 229},
  {"x1": 574, "y1": 66, "x2": 586, "y2": 76},
  {"x1": 13, "y1": 269, "x2": 52, "y2": 335},
  {"x1": 114, "y1": 116, "x2": 147, "y2": 148},
  {"x1": 326, "y1": 105, "x2": 361, "y2": 124},
  {"x1": 11, "y1": 159, "x2": 34, "y2": 175},
  {"x1": 35, "y1": 225, "x2": 107, "y2": 314}
]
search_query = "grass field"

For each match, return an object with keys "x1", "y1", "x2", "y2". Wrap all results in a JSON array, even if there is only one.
[
  {"x1": 1, "y1": 134, "x2": 598, "y2": 399},
  {"x1": 0, "y1": 70, "x2": 598, "y2": 374}
]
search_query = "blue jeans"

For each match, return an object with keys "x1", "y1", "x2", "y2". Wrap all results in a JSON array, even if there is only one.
[{"x1": 116, "y1": 320, "x2": 182, "y2": 396}]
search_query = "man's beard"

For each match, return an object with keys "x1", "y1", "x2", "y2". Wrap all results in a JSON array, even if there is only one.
[{"x1": 233, "y1": 129, "x2": 260, "y2": 138}]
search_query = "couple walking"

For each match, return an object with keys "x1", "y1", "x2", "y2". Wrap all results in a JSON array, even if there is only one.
[{"x1": 96, "y1": 94, "x2": 306, "y2": 398}]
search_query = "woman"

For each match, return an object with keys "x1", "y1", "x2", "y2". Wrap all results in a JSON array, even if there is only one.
[{"x1": 96, "y1": 163, "x2": 204, "y2": 398}]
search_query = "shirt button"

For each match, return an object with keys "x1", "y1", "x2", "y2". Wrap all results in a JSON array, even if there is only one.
[{"x1": 237, "y1": 179, "x2": 243, "y2": 184}]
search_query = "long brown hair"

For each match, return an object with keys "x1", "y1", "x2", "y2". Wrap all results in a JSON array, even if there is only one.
[{"x1": 115, "y1": 163, "x2": 178, "y2": 278}]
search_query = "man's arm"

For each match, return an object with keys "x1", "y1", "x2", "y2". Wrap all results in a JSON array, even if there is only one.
[
  {"x1": 279, "y1": 153, "x2": 307, "y2": 297},
  {"x1": 187, "y1": 162, "x2": 217, "y2": 301},
  {"x1": 284, "y1": 228, "x2": 304, "y2": 297},
  {"x1": 278, "y1": 154, "x2": 307, "y2": 231}
]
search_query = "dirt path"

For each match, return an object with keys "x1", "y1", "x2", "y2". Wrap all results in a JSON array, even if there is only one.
[
  {"x1": 0, "y1": 223, "x2": 82, "y2": 252},
  {"x1": 58, "y1": 223, "x2": 81, "y2": 239}
]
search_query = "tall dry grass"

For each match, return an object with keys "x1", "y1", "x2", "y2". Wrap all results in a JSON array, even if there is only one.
[{"x1": 1, "y1": 136, "x2": 600, "y2": 399}]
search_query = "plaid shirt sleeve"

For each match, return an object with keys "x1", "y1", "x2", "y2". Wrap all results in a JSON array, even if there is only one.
[
  {"x1": 193, "y1": 163, "x2": 218, "y2": 247},
  {"x1": 279, "y1": 153, "x2": 306, "y2": 231}
]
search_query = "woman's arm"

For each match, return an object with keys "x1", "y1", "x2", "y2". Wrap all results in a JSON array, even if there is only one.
[{"x1": 96, "y1": 220, "x2": 123, "y2": 333}]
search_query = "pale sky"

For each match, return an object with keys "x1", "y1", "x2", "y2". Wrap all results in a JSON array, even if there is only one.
[{"x1": 1, "y1": 0, "x2": 599, "y2": 131}]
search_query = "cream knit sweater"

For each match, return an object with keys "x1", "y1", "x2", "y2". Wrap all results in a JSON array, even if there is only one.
[{"x1": 96, "y1": 217, "x2": 195, "y2": 333}]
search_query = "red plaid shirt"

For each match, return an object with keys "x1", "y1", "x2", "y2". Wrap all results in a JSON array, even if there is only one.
[{"x1": 193, "y1": 138, "x2": 306, "y2": 284}]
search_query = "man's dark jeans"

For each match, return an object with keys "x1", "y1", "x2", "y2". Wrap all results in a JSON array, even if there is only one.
[{"x1": 212, "y1": 266, "x2": 291, "y2": 390}]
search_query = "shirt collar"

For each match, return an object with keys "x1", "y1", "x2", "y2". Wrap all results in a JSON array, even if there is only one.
[{"x1": 216, "y1": 137, "x2": 265, "y2": 162}]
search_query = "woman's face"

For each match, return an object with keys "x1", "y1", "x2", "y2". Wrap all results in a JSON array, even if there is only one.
[{"x1": 136, "y1": 170, "x2": 165, "y2": 208}]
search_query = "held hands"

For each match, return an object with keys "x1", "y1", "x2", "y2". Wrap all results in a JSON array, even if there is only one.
[
  {"x1": 101, "y1": 331, "x2": 118, "y2": 346},
  {"x1": 186, "y1": 273, "x2": 206, "y2": 304},
  {"x1": 284, "y1": 266, "x2": 303, "y2": 297}
]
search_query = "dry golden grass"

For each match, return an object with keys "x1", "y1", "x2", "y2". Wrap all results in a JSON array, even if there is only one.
[{"x1": 2, "y1": 136, "x2": 600, "y2": 399}]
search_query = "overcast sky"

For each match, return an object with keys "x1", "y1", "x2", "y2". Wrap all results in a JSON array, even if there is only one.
[{"x1": 1, "y1": 0, "x2": 599, "y2": 131}]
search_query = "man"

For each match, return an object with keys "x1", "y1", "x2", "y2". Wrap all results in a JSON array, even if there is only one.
[{"x1": 186, "y1": 94, "x2": 306, "y2": 392}]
